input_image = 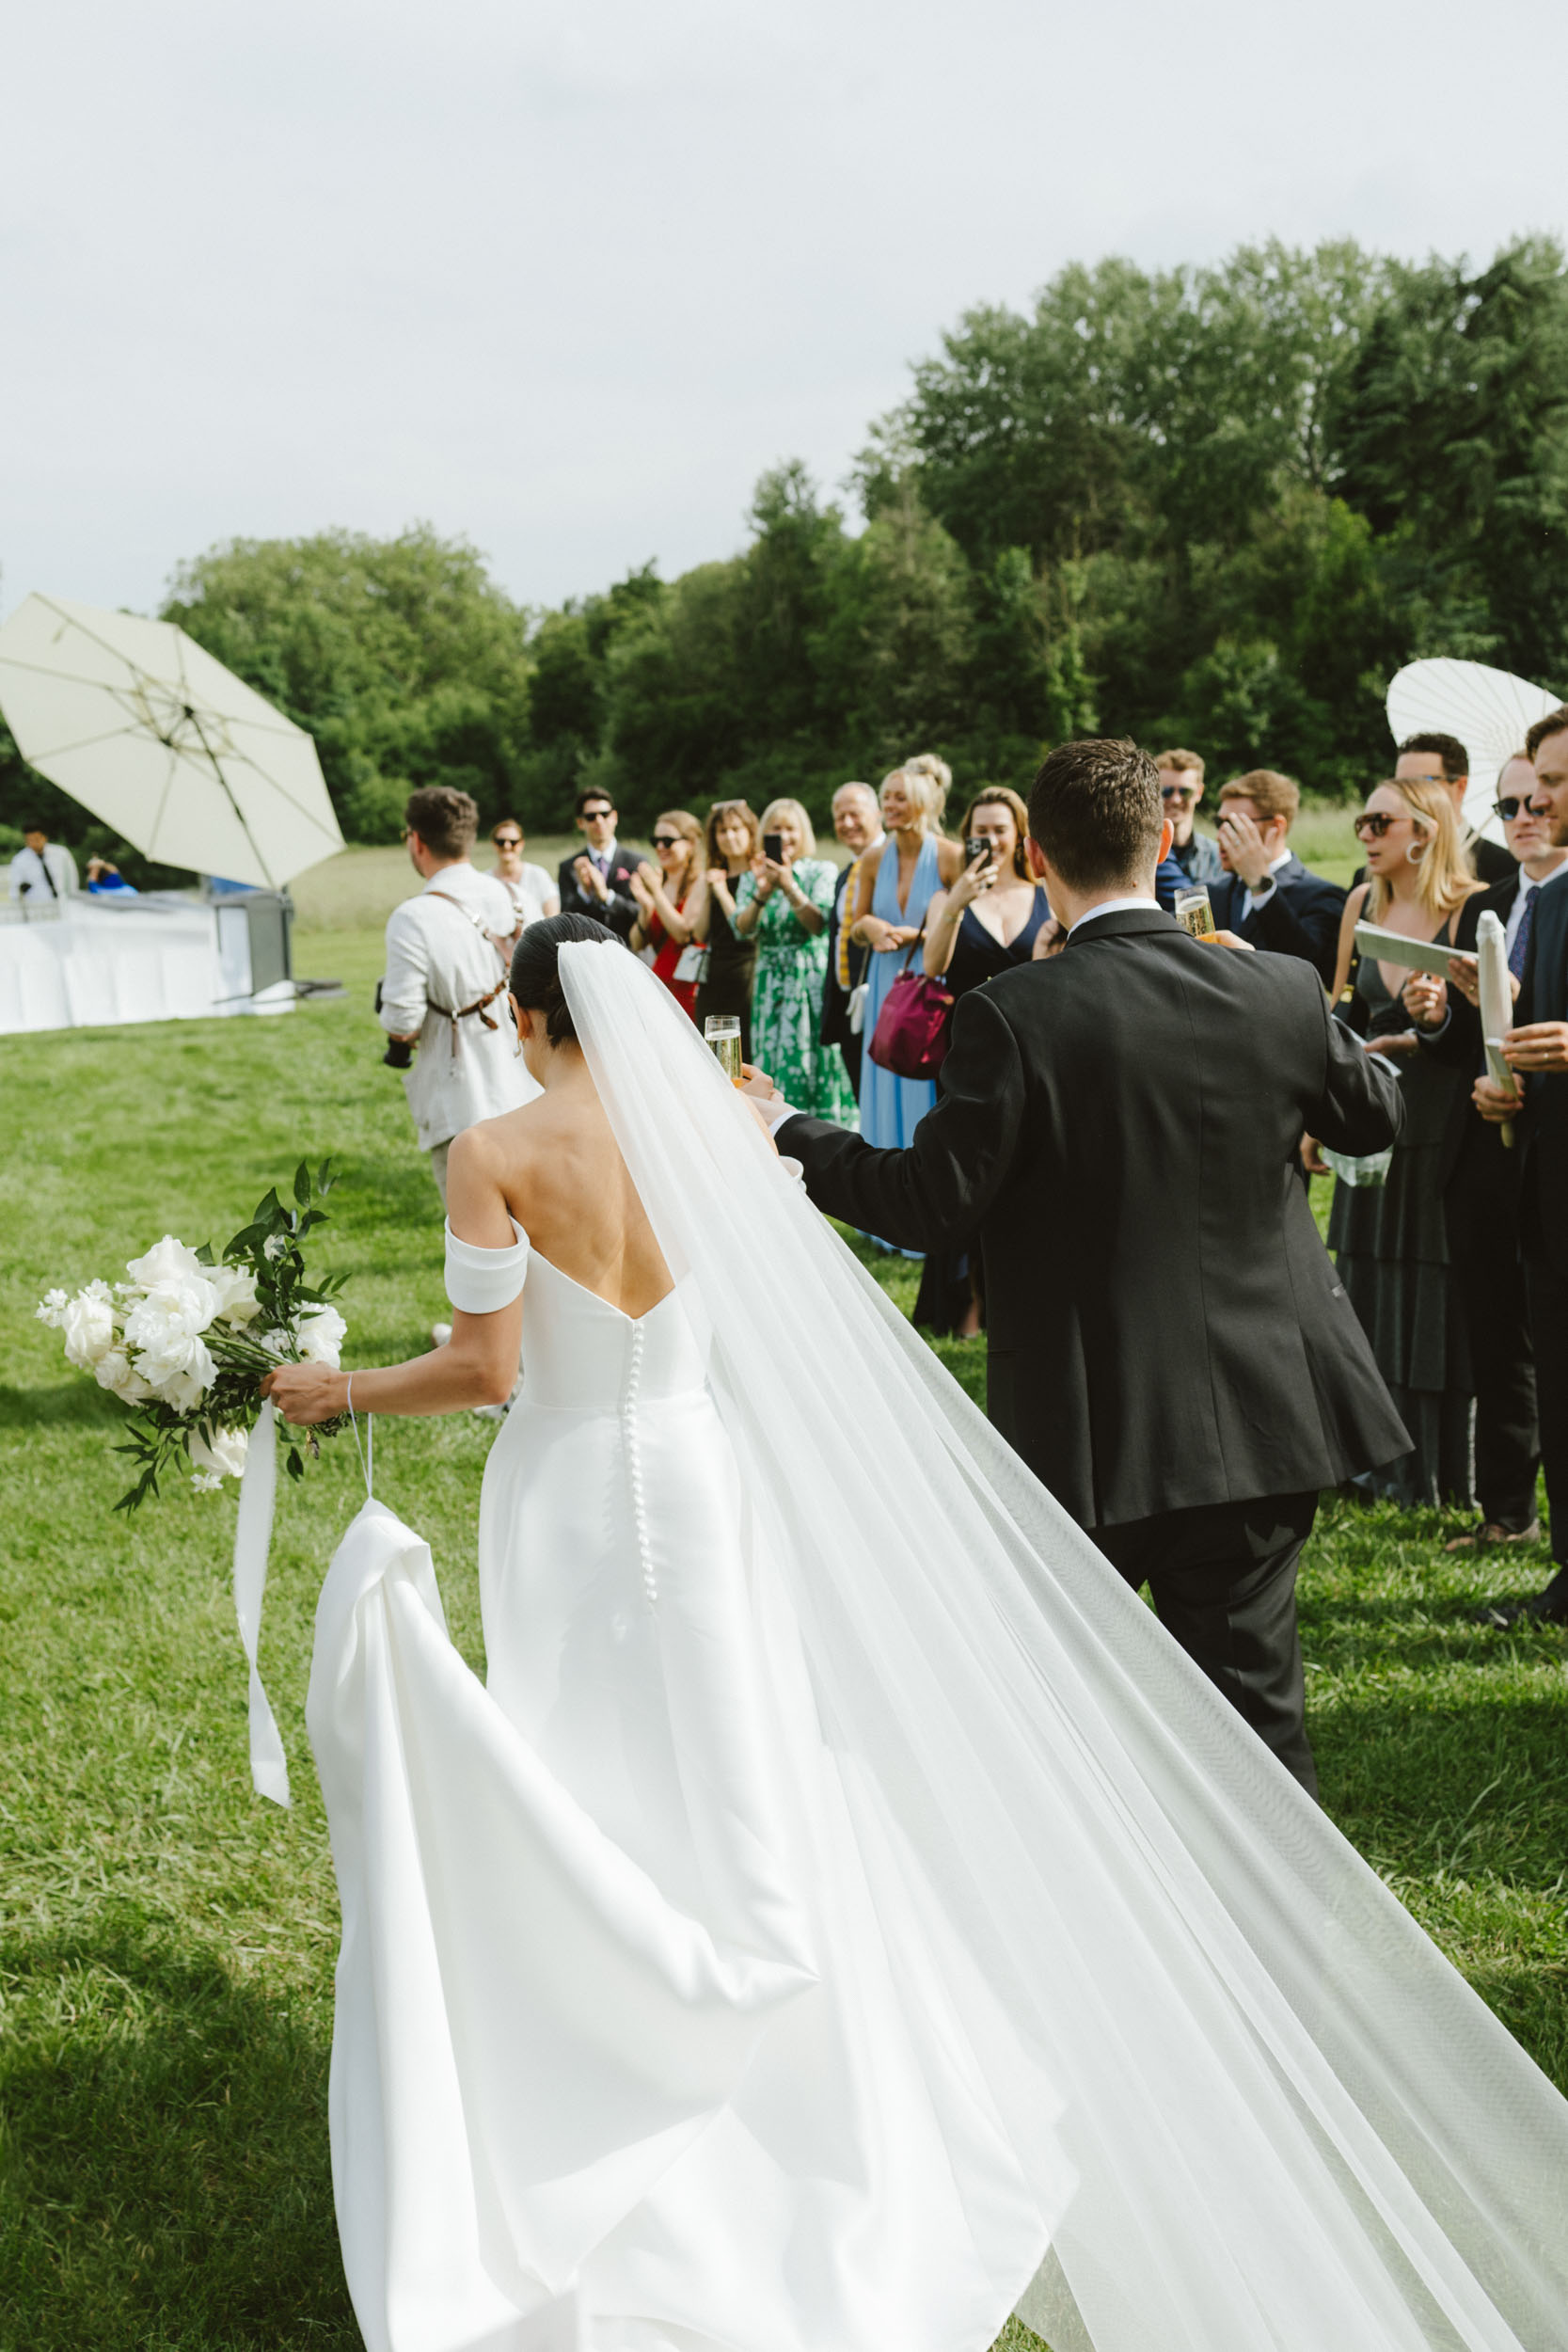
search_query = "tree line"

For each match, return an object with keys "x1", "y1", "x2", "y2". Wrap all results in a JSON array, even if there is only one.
[{"x1": 5, "y1": 233, "x2": 1567, "y2": 863}]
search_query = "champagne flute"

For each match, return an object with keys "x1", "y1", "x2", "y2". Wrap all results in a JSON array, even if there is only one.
[{"x1": 704, "y1": 1014, "x2": 743, "y2": 1084}]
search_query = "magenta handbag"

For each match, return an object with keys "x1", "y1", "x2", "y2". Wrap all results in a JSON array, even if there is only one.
[{"x1": 867, "y1": 928, "x2": 954, "y2": 1079}]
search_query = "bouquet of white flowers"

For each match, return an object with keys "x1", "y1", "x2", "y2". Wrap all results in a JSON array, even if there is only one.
[{"x1": 38, "y1": 1160, "x2": 348, "y2": 1512}]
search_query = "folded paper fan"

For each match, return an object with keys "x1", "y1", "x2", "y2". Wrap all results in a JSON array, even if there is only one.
[{"x1": 1386, "y1": 659, "x2": 1560, "y2": 844}]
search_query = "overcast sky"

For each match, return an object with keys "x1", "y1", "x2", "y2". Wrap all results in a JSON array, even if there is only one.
[{"x1": 3, "y1": 0, "x2": 1564, "y2": 625}]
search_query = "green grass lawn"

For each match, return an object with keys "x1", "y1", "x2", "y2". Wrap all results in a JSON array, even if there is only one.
[{"x1": 2, "y1": 922, "x2": 1563, "y2": 2349}]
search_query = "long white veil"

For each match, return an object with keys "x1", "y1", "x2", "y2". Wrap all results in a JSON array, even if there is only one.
[{"x1": 559, "y1": 939, "x2": 1567, "y2": 2352}]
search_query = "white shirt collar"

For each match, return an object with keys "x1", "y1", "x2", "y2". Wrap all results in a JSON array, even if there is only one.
[
  {"x1": 420, "y1": 859, "x2": 475, "y2": 893},
  {"x1": 1069, "y1": 895, "x2": 1161, "y2": 936},
  {"x1": 1265, "y1": 847, "x2": 1292, "y2": 874}
]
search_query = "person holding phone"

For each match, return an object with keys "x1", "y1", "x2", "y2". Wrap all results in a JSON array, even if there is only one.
[{"x1": 733, "y1": 798, "x2": 855, "y2": 1119}]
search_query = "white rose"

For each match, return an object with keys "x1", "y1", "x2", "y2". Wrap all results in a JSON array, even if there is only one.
[
  {"x1": 122, "y1": 1277, "x2": 219, "y2": 1371},
  {"x1": 61, "y1": 1288, "x2": 119, "y2": 1370},
  {"x1": 190, "y1": 1423, "x2": 248, "y2": 1483},
  {"x1": 125, "y1": 1234, "x2": 210, "y2": 1290},
  {"x1": 150, "y1": 1350, "x2": 217, "y2": 1413},
  {"x1": 94, "y1": 1349, "x2": 153, "y2": 1403},
  {"x1": 208, "y1": 1263, "x2": 261, "y2": 1326},
  {"x1": 295, "y1": 1303, "x2": 347, "y2": 1367},
  {"x1": 36, "y1": 1288, "x2": 69, "y2": 1328}
]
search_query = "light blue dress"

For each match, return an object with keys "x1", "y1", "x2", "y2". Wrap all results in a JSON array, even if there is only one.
[{"x1": 858, "y1": 834, "x2": 942, "y2": 1159}]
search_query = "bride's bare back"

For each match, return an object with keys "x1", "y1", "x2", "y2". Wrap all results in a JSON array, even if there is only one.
[{"x1": 449, "y1": 1061, "x2": 673, "y2": 1321}]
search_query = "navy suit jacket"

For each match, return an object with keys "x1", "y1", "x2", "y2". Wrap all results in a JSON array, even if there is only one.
[{"x1": 1209, "y1": 852, "x2": 1345, "y2": 990}]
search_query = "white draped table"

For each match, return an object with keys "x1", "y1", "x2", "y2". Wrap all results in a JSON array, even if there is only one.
[{"x1": 0, "y1": 898, "x2": 293, "y2": 1036}]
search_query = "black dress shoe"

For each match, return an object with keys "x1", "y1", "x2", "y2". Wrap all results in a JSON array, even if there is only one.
[{"x1": 1473, "y1": 1588, "x2": 1568, "y2": 1629}]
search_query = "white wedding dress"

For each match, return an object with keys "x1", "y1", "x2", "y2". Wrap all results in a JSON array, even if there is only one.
[{"x1": 305, "y1": 942, "x2": 1568, "y2": 2352}]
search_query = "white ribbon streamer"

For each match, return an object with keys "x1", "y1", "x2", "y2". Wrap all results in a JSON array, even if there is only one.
[
  {"x1": 233, "y1": 1398, "x2": 290, "y2": 1805},
  {"x1": 1476, "y1": 907, "x2": 1517, "y2": 1149}
]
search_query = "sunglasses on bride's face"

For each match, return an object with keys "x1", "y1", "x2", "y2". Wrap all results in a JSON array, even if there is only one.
[{"x1": 1353, "y1": 811, "x2": 1403, "y2": 840}]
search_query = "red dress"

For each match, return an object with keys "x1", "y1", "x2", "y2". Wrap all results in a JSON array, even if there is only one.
[{"x1": 649, "y1": 900, "x2": 698, "y2": 1019}]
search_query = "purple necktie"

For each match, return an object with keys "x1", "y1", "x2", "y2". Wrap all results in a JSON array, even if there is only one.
[{"x1": 1509, "y1": 883, "x2": 1536, "y2": 982}]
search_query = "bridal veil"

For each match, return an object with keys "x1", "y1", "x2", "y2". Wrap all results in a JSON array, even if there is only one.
[{"x1": 554, "y1": 937, "x2": 1566, "y2": 2352}]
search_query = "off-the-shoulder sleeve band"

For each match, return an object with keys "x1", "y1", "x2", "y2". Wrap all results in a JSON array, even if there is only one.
[{"x1": 444, "y1": 1219, "x2": 531, "y2": 1313}]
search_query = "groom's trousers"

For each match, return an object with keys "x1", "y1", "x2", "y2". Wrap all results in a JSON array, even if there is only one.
[{"x1": 1095, "y1": 1490, "x2": 1319, "y2": 1797}]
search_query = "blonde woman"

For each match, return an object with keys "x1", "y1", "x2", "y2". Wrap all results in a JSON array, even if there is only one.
[
  {"x1": 1319, "y1": 775, "x2": 1483, "y2": 1507},
  {"x1": 734, "y1": 798, "x2": 854, "y2": 1119},
  {"x1": 628, "y1": 810, "x2": 705, "y2": 1017},
  {"x1": 849, "y1": 764, "x2": 966, "y2": 1155}
]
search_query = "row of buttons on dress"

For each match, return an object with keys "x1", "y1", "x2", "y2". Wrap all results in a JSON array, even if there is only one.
[{"x1": 623, "y1": 1325, "x2": 657, "y2": 1605}]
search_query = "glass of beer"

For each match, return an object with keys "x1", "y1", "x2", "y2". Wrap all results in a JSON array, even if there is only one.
[
  {"x1": 1175, "y1": 886, "x2": 1216, "y2": 939},
  {"x1": 704, "y1": 1014, "x2": 743, "y2": 1083}
]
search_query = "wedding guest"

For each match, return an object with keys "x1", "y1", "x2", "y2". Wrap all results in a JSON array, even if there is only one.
[
  {"x1": 915, "y1": 785, "x2": 1053, "y2": 1334},
  {"x1": 8, "y1": 820, "x2": 78, "y2": 903},
  {"x1": 1208, "y1": 770, "x2": 1346, "y2": 987},
  {"x1": 820, "y1": 782, "x2": 884, "y2": 1095},
  {"x1": 691, "y1": 799, "x2": 760, "y2": 1057},
  {"x1": 1471, "y1": 707, "x2": 1568, "y2": 1624},
  {"x1": 490, "y1": 818, "x2": 558, "y2": 935},
  {"x1": 380, "y1": 785, "x2": 538, "y2": 1205},
  {"x1": 1156, "y1": 748, "x2": 1224, "y2": 885},
  {"x1": 1315, "y1": 777, "x2": 1482, "y2": 1506},
  {"x1": 1395, "y1": 732, "x2": 1516, "y2": 886},
  {"x1": 85, "y1": 855, "x2": 135, "y2": 895},
  {"x1": 556, "y1": 789, "x2": 646, "y2": 939},
  {"x1": 735, "y1": 799, "x2": 855, "y2": 1120},
  {"x1": 628, "y1": 809, "x2": 704, "y2": 1018},
  {"x1": 1402, "y1": 755, "x2": 1566, "y2": 1555},
  {"x1": 850, "y1": 766, "x2": 965, "y2": 1156}
]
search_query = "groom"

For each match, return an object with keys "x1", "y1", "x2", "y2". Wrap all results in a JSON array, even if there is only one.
[{"x1": 763, "y1": 739, "x2": 1411, "y2": 1792}]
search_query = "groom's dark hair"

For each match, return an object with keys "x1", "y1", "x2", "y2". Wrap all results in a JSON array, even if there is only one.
[{"x1": 1028, "y1": 739, "x2": 1164, "y2": 892}]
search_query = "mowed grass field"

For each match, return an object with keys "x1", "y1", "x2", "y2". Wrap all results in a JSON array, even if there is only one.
[{"x1": 1, "y1": 832, "x2": 1563, "y2": 2350}]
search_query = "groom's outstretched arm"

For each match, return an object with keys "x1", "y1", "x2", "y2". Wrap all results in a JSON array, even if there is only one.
[{"x1": 779, "y1": 991, "x2": 1024, "y2": 1250}]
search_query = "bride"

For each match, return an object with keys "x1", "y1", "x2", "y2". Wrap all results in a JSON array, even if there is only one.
[{"x1": 267, "y1": 914, "x2": 1566, "y2": 2352}]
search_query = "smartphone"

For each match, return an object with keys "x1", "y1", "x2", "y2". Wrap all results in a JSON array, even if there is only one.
[
  {"x1": 964, "y1": 835, "x2": 995, "y2": 867},
  {"x1": 763, "y1": 833, "x2": 785, "y2": 865}
]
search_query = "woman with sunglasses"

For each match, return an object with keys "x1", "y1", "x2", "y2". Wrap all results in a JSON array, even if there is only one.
[
  {"x1": 1311, "y1": 776, "x2": 1483, "y2": 1506},
  {"x1": 490, "y1": 819, "x2": 559, "y2": 937},
  {"x1": 629, "y1": 810, "x2": 705, "y2": 1017}
]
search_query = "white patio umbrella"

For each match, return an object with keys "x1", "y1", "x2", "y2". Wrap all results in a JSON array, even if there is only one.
[
  {"x1": 0, "y1": 591, "x2": 342, "y2": 888},
  {"x1": 1386, "y1": 657, "x2": 1560, "y2": 845}
]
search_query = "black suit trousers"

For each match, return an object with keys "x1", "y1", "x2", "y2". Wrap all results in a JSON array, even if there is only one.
[
  {"x1": 1524, "y1": 1248, "x2": 1568, "y2": 1582},
  {"x1": 1446, "y1": 1123, "x2": 1539, "y2": 1530},
  {"x1": 1095, "y1": 1491, "x2": 1320, "y2": 1796}
]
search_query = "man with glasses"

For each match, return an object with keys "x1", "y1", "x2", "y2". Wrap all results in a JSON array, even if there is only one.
[
  {"x1": 1207, "y1": 770, "x2": 1345, "y2": 988},
  {"x1": 1154, "y1": 749, "x2": 1223, "y2": 886},
  {"x1": 1395, "y1": 732, "x2": 1516, "y2": 885},
  {"x1": 489, "y1": 818, "x2": 558, "y2": 934},
  {"x1": 557, "y1": 789, "x2": 647, "y2": 941},
  {"x1": 1467, "y1": 709, "x2": 1568, "y2": 1622},
  {"x1": 1404, "y1": 754, "x2": 1568, "y2": 1560}
]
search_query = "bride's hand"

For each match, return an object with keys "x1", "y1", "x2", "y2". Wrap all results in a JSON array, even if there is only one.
[{"x1": 262, "y1": 1362, "x2": 348, "y2": 1424}]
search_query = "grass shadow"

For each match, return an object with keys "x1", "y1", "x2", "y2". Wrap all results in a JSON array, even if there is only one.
[
  {"x1": 0, "y1": 1924, "x2": 355, "y2": 2350},
  {"x1": 0, "y1": 1380, "x2": 126, "y2": 1431}
]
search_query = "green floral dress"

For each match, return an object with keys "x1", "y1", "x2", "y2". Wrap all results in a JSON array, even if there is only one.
[{"x1": 735, "y1": 860, "x2": 858, "y2": 1123}]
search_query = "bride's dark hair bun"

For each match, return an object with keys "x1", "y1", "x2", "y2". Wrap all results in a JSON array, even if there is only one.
[{"x1": 510, "y1": 914, "x2": 617, "y2": 1046}]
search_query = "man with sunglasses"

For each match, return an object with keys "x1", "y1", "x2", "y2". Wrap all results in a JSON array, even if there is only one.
[
  {"x1": 1155, "y1": 749, "x2": 1224, "y2": 887},
  {"x1": 556, "y1": 789, "x2": 647, "y2": 941},
  {"x1": 1395, "y1": 732, "x2": 1516, "y2": 885},
  {"x1": 1464, "y1": 709, "x2": 1568, "y2": 1623},
  {"x1": 1403, "y1": 755, "x2": 1567, "y2": 1561}
]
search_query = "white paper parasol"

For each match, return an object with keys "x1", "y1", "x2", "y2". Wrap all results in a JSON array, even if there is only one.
[
  {"x1": 1386, "y1": 657, "x2": 1560, "y2": 845},
  {"x1": 0, "y1": 592, "x2": 342, "y2": 888}
]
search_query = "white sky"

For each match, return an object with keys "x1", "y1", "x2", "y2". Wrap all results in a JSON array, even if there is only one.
[{"x1": 3, "y1": 0, "x2": 1564, "y2": 624}]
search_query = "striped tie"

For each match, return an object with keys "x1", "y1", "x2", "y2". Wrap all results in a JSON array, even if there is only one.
[{"x1": 1509, "y1": 882, "x2": 1537, "y2": 982}]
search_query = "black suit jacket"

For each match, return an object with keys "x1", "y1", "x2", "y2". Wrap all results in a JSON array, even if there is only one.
[
  {"x1": 782, "y1": 907, "x2": 1409, "y2": 1530},
  {"x1": 1420, "y1": 872, "x2": 1522, "y2": 1194},
  {"x1": 1208, "y1": 852, "x2": 1345, "y2": 989},
  {"x1": 1514, "y1": 872, "x2": 1568, "y2": 1275},
  {"x1": 557, "y1": 847, "x2": 647, "y2": 942}
]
